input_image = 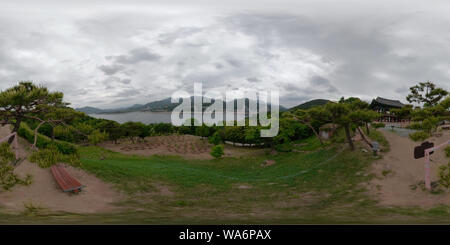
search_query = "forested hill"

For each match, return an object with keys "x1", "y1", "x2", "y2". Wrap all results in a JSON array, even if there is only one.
[{"x1": 288, "y1": 99, "x2": 330, "y2": 111}]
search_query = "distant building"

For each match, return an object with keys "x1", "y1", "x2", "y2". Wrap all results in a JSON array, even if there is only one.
[
  {"x1": 369, "y1": 97, "x2": 404, "y2": 112},
  {"x1": 369, "y1": 97, "x2": 407, "y2": 123}
]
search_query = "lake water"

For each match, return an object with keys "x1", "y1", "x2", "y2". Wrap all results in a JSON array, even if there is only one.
[
  {"x1": 90, "y1": 111, "x2": 173, "y2": 124},
  {"x1": 90, "y1": 111, "x2": 260, "y2": 124}
]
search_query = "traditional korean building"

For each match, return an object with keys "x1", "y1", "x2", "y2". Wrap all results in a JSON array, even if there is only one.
[{"x1": 369, "y1": 97, "x2": 406, "y2": 123}]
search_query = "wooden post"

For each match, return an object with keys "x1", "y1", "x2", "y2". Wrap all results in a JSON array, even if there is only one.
[
  {"x1": 423, "y1": 140, "x2": 450, "y2": 190},
  {"x1": 424, "y1": 150, "x2": 431, "y2": 190}
]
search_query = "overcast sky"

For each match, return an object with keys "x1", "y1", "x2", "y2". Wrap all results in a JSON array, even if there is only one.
[{"x1": 1, "y1": 0, "x2": 450, "y2": 108}]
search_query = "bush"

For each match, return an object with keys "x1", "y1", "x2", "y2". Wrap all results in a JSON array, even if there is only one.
[
  {"x1": 196, "y1": 124, "x2": 213, "y2": 138},
  {"x1": 53, "y1": 125, "x2": 75, "y2": 142},
  {"x1": 222, "y1": 126, "x2": 246, "y2": 143},
  {"x1": 371, "y1": 122, "x2": 385, "y2": 129},
  {"x1": 208, "y1": 132, "x2": 222, "y2": 145},
  {"x1": 0, "y1": 143, "x2": 32, "y2": 190},
  {"x1": 18, "y1": 122, "x2": 78, "y2": 155},
  {"x1": 210, "y1": 145, "x2": 224, "y2": 159},
  {"x1": 445, "y1": 146, "x2": 450, "y2": 158},
  {"x1": 409, "y1": 131, "x2": 430, "y2": 142},
  {"x1": 28, "y1": 144, "x2": 81, "y2": 168},
  {"x1": 29, "y1": 145, "x2": 61, "y2": 168},
  {"x1": 88, "y1": 130, "x2": 109, "y2": 145},
  {"x1": 0, "y1": 142, "x2": 15, "y2": 164},
  {"x1": 406, "y1": 122, "x2": 423, "y2": 130},
  {"x1": 439, "y1": 163, "x2": 450, "y2": 188},
  {"x1": 121, "y1": 121, "x2": 148, "y2": 142},
  {"x1": 152, "y1": 123, "x2": 174, "y2": 135}
]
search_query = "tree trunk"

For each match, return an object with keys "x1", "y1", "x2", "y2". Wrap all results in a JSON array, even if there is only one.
[
  {"x1": 8, "y1": 118, "x2": 22, "y2": 144},
  {"x1": 32, "y1": 121, "x2": 46, "y2": 150},
  {"x1": 344, "y1": 125, "x2": 354, "y2": 151},
  {"x1": 365, "y1": 122, "x2": 370, "y2": 135},
  {"x1": 50, "y1": 126, "x2": 55, "y2": 141},
  {"x1": 306, "y1": 123, "x2": 324, "y2": 145}
]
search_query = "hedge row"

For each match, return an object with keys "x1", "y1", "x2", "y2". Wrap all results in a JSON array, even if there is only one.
[{"x1": 17, "y1": 122, "x2": 78, "y2": 155}]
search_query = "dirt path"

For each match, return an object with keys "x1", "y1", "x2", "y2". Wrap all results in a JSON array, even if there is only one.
[
  {"x1": 368, "y1": 128, "x2": 450, "y2": 208},
  {"x1": 0, "y1": 126, "x2": 123, "y2": 214}
]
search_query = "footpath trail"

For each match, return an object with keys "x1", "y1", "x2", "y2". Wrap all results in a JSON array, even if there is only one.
[{"x1": 369, "y1": 128, "x2": 450, "y2": 208}]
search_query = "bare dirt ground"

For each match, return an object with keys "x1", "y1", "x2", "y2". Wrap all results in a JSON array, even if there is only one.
[
  {"x1": 100, "y1": 134, "x2": 265, "y2": 159},
  {"x1": 0, "y1": 126, "x2": 122, "y2": 214},
  {"x1": 368, "y1": 127, "x2": 450, "y2": 208}
]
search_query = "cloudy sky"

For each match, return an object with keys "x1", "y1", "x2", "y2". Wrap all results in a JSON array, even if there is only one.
[{"x1": 1, "y1": 0, "x2": 450, "y2": 108}]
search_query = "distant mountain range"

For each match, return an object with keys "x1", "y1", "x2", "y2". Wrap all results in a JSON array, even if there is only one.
[
  {"x1": 288, "y1": 99, "x2": 330, "y2": 111},
  {"x1": 76, "y1": 97, "x2": 288, "y2": 114}
]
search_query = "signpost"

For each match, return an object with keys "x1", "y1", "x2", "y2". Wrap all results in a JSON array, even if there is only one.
[{"x1": 414, "y1": 140, "x2": 450, "y2": 190}]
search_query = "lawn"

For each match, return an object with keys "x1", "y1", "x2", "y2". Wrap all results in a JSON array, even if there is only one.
[{"x1": 3, "y1": 133, "x2": 450, "y2": 224}]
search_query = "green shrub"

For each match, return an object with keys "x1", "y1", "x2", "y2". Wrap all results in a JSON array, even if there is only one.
[
  {"x1": 18, "y1": 122, "x2": 78, "y2": 155},
  {"x1": 0, "y1": 142, "x2": 15, "y2": 164},
  {"x1": 422, "y1": 117, "x2": 440, "y2": 133},
  {"x1": 409, "y1": 131, "x2": 430, "y2": 142},
  {"x1": 208, "y1": 132, "x2": 222, "y2": 145},
  {"x1": 445, "y1": 146, "x2": 450, "y2": 158},
  {"x1": 28, "y1": 144, "x2": 80, "y2": 168},
  {"x1": 439, "y1": 163, "x2": 450, "y2": 188},
  {"x1": 53, "y1": 125, "x2": 76, "y2": 142},
  {"x1": 210, "y1": 145, "x2": 224, "y2": 159},
  {"x1": 88, "y1": 129, "x2": 109, "y2": 145},
  {"x1": 371, "y1": 122, "x2": 385, "y2": 129},
  {"x1": 0, "y1": 143, "x2": 33, "y2": 190},
  {"x1": 152, "y1": 123, "x2": 174, "y2": 135},
  {"x1": 406, "y1": 122, "x2": 423, "y2": 130},
  {"x1": 29, "y1": 145, "x2": 61, "y2": 168}
]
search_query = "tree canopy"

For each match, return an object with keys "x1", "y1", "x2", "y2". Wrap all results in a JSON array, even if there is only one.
[
  {"x1": 406, "y1": 81, "x2": 448, "y2": 107},
  {"x1": 0, "y1": 82, "x2": 68, "y2": 143}
]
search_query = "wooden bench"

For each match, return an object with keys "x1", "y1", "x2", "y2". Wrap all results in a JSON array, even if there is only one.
[{"x1": 51, "y1": 164, "x2": 84, "y2": 193}]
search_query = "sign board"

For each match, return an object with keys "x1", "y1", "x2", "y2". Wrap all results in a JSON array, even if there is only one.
[{"x1": 414, "y1": 141, "x2": 434, "y2": 159}]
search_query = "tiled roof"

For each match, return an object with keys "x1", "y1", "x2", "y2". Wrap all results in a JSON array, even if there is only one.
[{"x1": 373, "y1": 97, "x2": 404, "y2": 108}]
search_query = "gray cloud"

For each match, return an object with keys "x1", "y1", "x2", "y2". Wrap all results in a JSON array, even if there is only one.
[
  {"x1": 310, "y1": 76, "x2": 338, "y2": 93},
  {"x1": 115, "y1": 88, "x2": 141, "y2": 97},
  {"x1": 158, "y1": 27, "x2": 203, "y2": 45},
  {"x1": 107, "y1": 47, "x2": 161, "y2": 65},
  {"x1": 98, "y1": 64, "x2": 126, "y2": 75},
  {"x1": 246, "y1": 77, "x2": 260, "y2": 83},
  {"x1": 1, "y1": 1, "x2": 450, "y2": 109}
]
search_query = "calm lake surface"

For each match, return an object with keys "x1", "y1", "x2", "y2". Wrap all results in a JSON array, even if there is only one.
[
  {"x1": 89, "y1": 111, "x2": 173, "y2": 124},
  {"x1": 90, "y1": 111, "x2": 258, "y2": 124}
]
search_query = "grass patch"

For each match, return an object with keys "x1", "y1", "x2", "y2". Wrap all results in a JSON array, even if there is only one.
[
  {"x1": 368, "y1": 129, "x2": 390, "y2": 152},
  {"x1": 293, "y1": 136, "x2": 325, "y2": 151},
  {"x1": 73, "y1": 137, "x2": 382, "y2": 224}
]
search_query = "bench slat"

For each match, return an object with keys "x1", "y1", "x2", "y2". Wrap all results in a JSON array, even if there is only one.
[
  {"x1": 51, "y1": 164, "x2": 83, "y2": 193},
  {"x1": 57, "y1": 167, "x2": 82, "y2": 191},
  {"x1": 51, "y1": 165, "x2": 70, "y2": 191}
]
